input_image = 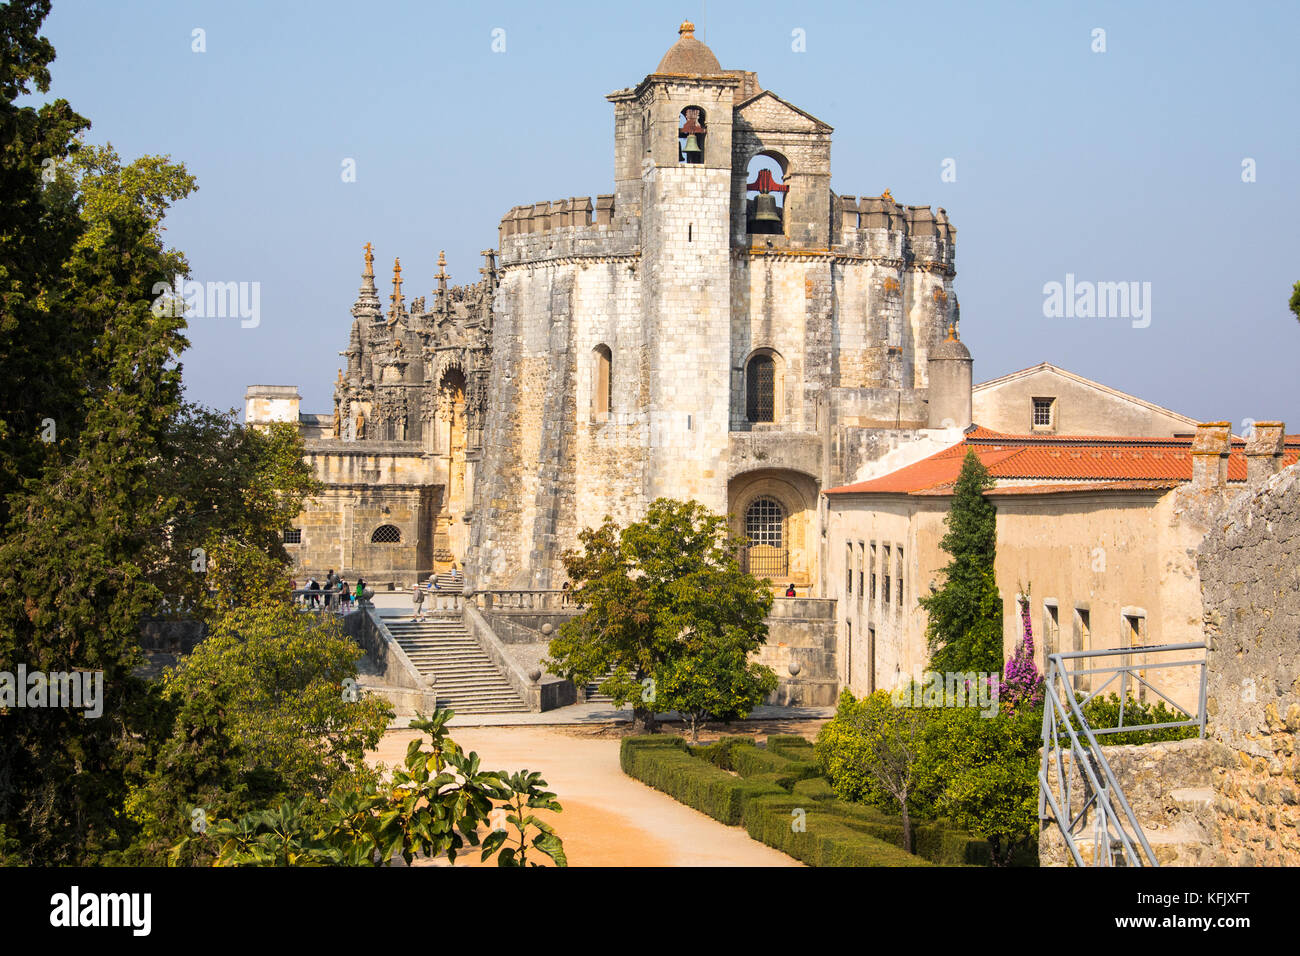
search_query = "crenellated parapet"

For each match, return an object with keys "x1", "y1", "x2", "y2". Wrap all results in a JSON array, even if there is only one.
[
  {"x1": 497, "y1": 193, "x2": 640, "y2": 266},
  {"x1": 833, "y1": 191, "x2": 956, "y2": 271}
]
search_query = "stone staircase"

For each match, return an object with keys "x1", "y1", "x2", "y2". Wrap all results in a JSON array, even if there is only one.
[
  {"x1": 385, "y1": 616, "x2": 528, "y2": 714},
  {"x1": 584, "y1": 668, "x2": 627, "y2": 705},
  {"x1": 430, "y1": 572, "x2": 464, "y2": 593}
]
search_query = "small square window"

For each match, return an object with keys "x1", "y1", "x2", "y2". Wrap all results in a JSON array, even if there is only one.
[
  {"x1": 283, "y1": 529, "x2": 302, "y2": 545},
  {"x1": 1033, "y1": 397, "x2": 1055, "y2": 428}
]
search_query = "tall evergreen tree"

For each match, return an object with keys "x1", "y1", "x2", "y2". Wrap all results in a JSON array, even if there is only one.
[{"x1": 918, "y1": 450, "x2": 1004, "y2": 674}]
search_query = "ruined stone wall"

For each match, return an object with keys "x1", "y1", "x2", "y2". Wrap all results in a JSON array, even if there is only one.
[{"x1": 1199, "y1": 463, "x2": 1300, "y2": 864}]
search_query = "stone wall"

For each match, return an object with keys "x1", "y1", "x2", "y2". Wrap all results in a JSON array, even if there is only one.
[
  {"x1": 758, "y1": 597, "x2": 838, "y2": 706},
  {"x1": 1198, "y1": 463, "x2": 1300, "y2": 864},
  {"x1": 1039, "y1": 738, "x2": 1231, "y2": 866}
]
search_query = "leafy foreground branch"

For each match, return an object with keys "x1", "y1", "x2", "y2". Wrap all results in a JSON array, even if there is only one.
[{"x1": 182, "y1": 709, "x2": 566, "y2": 867}]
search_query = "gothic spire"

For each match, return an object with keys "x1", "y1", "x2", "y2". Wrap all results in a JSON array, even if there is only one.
[
  {"x1": 351, "y1": 242, "x2": 382, "y2": 322},
  {"x1": 388, "y1": 257, "x2": 405, "y2": 324}
]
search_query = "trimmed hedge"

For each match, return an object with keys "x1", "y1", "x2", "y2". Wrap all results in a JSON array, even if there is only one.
[
  {"x1": 694, "y1": 735, "x2": 756, "y2": 771},
  {"x1": 621, "y1": 736, "x2": 929, "y2": 865},
  {"x1": 790, "y1": 776, "x2": 836, "y2": 803},
  {"x1": 620, "y1": 735, "x2": 987, "y2": 865},
  {"x1": 765, "y1": 735, "x2": 816, "y2": 761},
  {"x1": 729, "y1": 744, "x2": 821, "y2": 787},
  {"x1": 621, "y1": 736, "x2": 784, "y2": 825},
  {"x1": 745, "y1": 805, "x2": 929, "y2": 867}
]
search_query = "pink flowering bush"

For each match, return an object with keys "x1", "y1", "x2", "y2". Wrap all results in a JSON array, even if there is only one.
[{"x1": 1000, "y1": 598, "x2": 1044, "y2": 712}]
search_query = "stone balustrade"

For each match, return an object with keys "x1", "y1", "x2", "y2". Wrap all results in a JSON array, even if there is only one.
[{"x1": 471, "y1": 589, "x2": 570, "y2": 610}]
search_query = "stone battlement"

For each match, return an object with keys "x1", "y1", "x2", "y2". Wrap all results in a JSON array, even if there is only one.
[
  {"x1": 499, "y1": 195, "x2": 615, "y2": 239},
  {"x1": 834, "y1": 194, "x2": 956, "y2": 266},
  {"x1": 498, "y1": 194, "x2": 643, "y2": 266}
]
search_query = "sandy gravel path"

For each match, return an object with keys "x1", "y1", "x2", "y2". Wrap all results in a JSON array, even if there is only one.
[{"x1": 366, "y1": 725, "x2": 801, "y2": 867}]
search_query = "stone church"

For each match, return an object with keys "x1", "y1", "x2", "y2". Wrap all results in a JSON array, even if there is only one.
[{"x1": 246, "y1": 22, "x2": 973, "y2": 593}]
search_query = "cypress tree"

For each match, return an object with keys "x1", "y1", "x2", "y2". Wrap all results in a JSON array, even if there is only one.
[{"x1": 918, "y1": 449, "x2": 1004, "y2": 674}]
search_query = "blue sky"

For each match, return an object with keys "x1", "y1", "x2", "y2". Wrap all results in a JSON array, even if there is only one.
[{"x1": 32, "y1": 0, "x2": 1300, "y2": 430}]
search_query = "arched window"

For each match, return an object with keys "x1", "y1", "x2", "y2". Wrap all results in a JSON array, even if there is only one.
[
  {"x1": 592, "y1": 344, "x2": 612, "y2": 420},
  {"x1": 743, "y1": 496, "x2": 787, "y2": 577},
  {"x1": 371, "y1": 524, "x2": 401, "y2": 544},
  {"x1": 746, "y1": 353, "x2": 776, "y2": 423}
]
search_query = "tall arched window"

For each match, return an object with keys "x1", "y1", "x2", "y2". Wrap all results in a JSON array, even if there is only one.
[
  {"x1": 743, "y1": 496, "x2": 787, "y2": 576},
  {"x1": 371, "y1": 524, "x2": 401, "y2": 543},
  {"x1": 746, "y1": 353, "x2": 776, "y2": 423},
  {"x1": 592, "y1": 344, "x2": 612, "y2": 420}
]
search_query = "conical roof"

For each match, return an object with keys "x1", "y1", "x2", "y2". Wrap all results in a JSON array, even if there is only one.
[{"x1": 656, "y1": 21, "x2": 722, "y2": 75}]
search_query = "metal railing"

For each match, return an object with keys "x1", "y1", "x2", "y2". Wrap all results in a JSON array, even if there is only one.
[
  {"x1": 1038, "y1": 642, "x2": 1207, "y2": 867},
  {"x1": 741, "y1": 547, "x2": 789, "y2": 578}
]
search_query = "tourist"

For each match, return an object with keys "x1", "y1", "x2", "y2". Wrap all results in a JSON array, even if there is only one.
[
  {"x1": 308, "y1": 578, "x2": 321, "y2": 608},
  {"x1": 338, "y1": 578, "x2": 349, "y2": 612},
  {"x1": 355, "y1": 577, "x2": 366, "y2": 605},
  {"x1": 785, "y1": 583, "x2": 796, "y2": 597},
  {"x1": 412, "y1": 577, "x2": 427, "y2": 621}
]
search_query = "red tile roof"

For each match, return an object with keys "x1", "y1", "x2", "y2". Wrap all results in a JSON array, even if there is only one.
[{"x1": 824, "y1": 428, "x2": 1300, "y2": 497}]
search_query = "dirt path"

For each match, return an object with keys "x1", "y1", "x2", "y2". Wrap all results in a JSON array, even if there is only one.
[{"x1": 366, "y1": 725, "x2": 801, "y2": 867}]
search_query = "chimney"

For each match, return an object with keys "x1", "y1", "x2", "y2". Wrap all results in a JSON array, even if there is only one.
[
  {"x1": 1245, "y1": 421, "x2": 1285, "y2": 488},
  {"x1": 1190, "y1": 422, "x2": 1232, "y2": 493}
]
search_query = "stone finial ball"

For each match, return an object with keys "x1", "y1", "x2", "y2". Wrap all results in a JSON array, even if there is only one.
[
  {"x1": 541, "y1": 623, "x2": 554, "y2": 636},
  {"x1": 788, "y1": 661, "x2": 801, "y2": 676},
  {"x1": 527, "y1": 668, "x2": 542, "y2": 683}
]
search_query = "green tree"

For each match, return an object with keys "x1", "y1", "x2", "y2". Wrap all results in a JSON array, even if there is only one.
[
  {"x1": 918, "y1": 450, "x2": 1004, "y2": 674},
  {"x1": 200, "y1": 710, "x2": 567, "y2": 868},
  {"x1": 545, "y1": 498, "x2": 776, "y2": 733},
  {"x1": 1290, "y1": 280, "x2": 1299, "y2": 325},
  {"x1": 919, "y1": 706, "x2": 1040, "y2": 866},
  {"x1": 815, "y1": 689, "x2": 933, "y2": 853},
  {"x1": 161, "y1": 602, "x2": 393, "y2": 806},
  {"x1": 656, "y1": 628, "x2": 777, "y2": 741},
  {"x1": 119, "y1": 684, "x2": 260, "y2": 866}
]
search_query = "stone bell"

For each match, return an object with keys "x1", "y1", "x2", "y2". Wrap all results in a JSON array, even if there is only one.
[
  {"x1": 753, "y1": 192, "x2": 781, "y2": 224},
  {"x1": 681, "y1": 133, "x2": 702, "y2": 162}
]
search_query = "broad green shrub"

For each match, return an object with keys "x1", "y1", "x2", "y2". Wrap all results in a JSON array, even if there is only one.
[
  {"x1": 1080, "y1": 694, "x2": 1199, "y2": 745},
  {"x1": 815, "y1": 690, "x2": 1040, "y2": 866}
]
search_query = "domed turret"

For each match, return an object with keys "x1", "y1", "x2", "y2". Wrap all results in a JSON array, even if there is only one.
[
  {"x1": 655, "y1": 21, "x2": 722, "y2": 75},
  {"x1": 928, "y1": 324, "x2": 973, "y2": 429}
]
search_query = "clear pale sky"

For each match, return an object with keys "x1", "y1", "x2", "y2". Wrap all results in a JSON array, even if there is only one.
[{"x1": 31, "y1": 0, "x2": 1300, "y2": 431}]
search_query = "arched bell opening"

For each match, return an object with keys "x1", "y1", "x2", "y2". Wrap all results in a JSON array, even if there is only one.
[
  {"x1": 679, "y1": 106, "x2": 706, "y2": 164},
  {"x1": 745, "y1": 152, "x2": 788, "y2": 235}
]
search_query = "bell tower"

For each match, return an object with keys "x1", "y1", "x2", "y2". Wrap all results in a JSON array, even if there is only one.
[{"x1": 632, "y1": 22, "x2": 740, "y2": 509}]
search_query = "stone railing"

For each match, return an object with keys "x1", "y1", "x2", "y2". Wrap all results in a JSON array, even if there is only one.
[
  {"x1": 340, "y1": 607, "x2": 437, "y2": 713},
  {"x1": 412, "y1": 588, "x2": 463, "y2": 614},
  {"x1": 471, "y1": 590, "x2": 570, "y2": 611}
]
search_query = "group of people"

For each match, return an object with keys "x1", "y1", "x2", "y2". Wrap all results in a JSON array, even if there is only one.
[{"x1": 296, "y1": 570, "x2": 366, "y2": 612}]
